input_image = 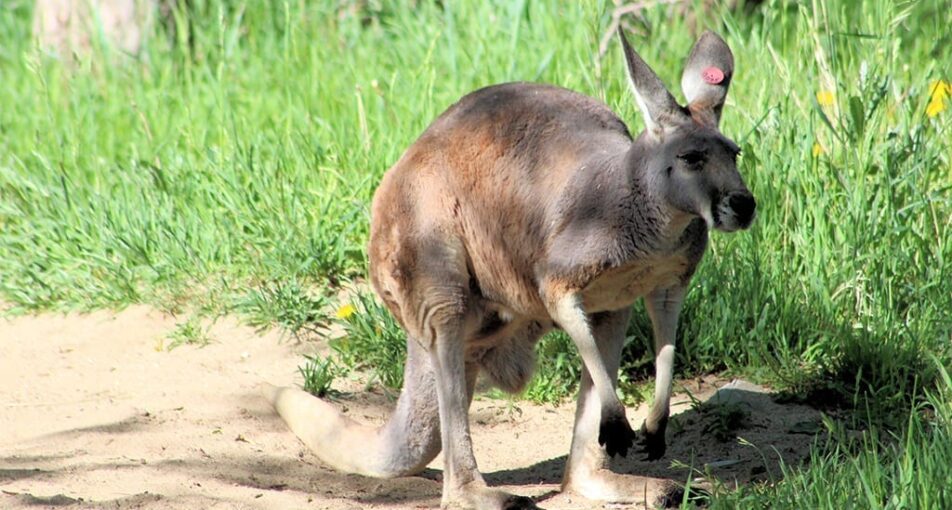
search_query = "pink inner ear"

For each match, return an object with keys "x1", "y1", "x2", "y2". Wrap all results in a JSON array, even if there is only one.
[{"x1": 702, "y1": 66, "x2": 725, "y2": 85}]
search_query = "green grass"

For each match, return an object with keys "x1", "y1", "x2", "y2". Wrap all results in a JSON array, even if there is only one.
[
  {"x1": 330, "y1": 291, "x2": 406, "y2": 391},
  {"x1": 698, "y1": 361, "x2": 952, "y2": 509},
  {"x1": 523, "y1": 331, "x2": 584, "y2": 404},
  {"x1": 237, "y1": 276, "x2": 330, "y2": 340},
  {"x1": 1, "y1": 0, "x2": 950, "y2": 507},
  {"x1": 164, "y1": 315, "x2": 213, "y2": 350},
  {"x1": 299, "y1": 353, "x2": 339, "y2": 398}
]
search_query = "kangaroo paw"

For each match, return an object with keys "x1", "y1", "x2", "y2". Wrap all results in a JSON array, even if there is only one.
[
  {"x1": 598, "y1": 408, "x2": 635, "y2": 458},
  {"x1": 638, "y1": 418, "x2": 668, "y2": 460}
]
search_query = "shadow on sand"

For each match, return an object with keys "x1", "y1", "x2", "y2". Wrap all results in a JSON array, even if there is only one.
[
  {"x1": 485, "y1": 381, "x2": 825, "y2": 500},
  {"x1": 1, "y1": 381, "x2": 824, "y2": 509}
]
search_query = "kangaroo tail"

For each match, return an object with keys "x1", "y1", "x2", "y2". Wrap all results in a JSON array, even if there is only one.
[{"x1": 263, "y1": 339, "x2": 441, "y2": 478}]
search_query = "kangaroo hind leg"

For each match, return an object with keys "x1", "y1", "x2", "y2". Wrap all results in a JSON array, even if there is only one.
[{"x1": 397, "y1": 237, "x2": 537, "y2": 509}]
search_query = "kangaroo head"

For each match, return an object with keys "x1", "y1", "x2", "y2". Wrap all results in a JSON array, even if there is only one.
[{"x1": 619, "y1": 28, "x2": 755, "y2": 232}]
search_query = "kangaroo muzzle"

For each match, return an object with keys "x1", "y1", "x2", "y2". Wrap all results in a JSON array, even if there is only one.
[{"x1": 714, "y1": 191, "x2": 756, "y2": 232}]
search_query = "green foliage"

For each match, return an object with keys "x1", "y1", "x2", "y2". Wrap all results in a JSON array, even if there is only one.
[
  {"x1": 774, "y1": 328, "x2": 949, "y2": 428},
  {"x1": 699, "y1": 362, "x2": 952, "y2": 509},
  {"x1": 238, "y1": 278, "x2": 330, "y2": 340},
  {"x1": 1, "y1": 1, "x2": 947, "y2": 387},
  {"x1": 165, "y1": 316, "x2": 213, "y2": 350},
  {"x1": 330, "y1": 292, "x2": 406, "y2": 390},
  {"x1": 524, "y1": 331, "x2": 582, "y2": 404},
  {"x1": 298, "y1": 354, "x2": 339, "y2": 398},
  {"x1": 698, "y1": 400, "x2": 752, "y2": 443}
]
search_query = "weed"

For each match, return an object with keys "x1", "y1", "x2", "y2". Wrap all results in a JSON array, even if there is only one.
[
  {"x1": 165, "y1": 317, "x2": 213, "y2": 350},
  {"x1": 330, "y1": 292, "x2": 405, "y2": 390},
  {"x1": 298, "y1": 354, "x2": 339, "y2": 398},
  {"x1": 705, "y1": 362, "x2": 952, "y2": 509},
  {"x1": 524, "y1": 331, "x2": 581, "y2": 404},
  {"x1": 238, "y1": 279, "x2": 329, "y2": 340},
  {"x1": 698, "y1": 400, "x2": 752, "y2": 443},
  {"x1": 1, "y1": 1, "x2": 948, "y2": 405}
]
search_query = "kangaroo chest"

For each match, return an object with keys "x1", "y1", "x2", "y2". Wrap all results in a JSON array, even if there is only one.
[{"x1": 580, "y1": 254, "x2": 691, "y2": 313}]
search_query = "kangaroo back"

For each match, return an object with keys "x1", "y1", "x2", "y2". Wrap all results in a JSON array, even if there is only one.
[{"x1": 369, "y1": 82, "x2": 635, "y2": 324}]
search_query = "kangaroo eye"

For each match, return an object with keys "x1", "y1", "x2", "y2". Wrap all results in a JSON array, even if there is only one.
[{"x1": 678, "y1": 151, "x2": 706, "y2": 167}]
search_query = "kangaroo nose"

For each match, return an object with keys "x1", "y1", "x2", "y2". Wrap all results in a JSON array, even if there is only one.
[{"x1": 728, "y1": 193, "x2": 756, "y2": 226}]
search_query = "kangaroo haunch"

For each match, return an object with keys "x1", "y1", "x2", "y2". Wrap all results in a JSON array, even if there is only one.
[{"x1": 265, "y1": 28, "x2": 756, "y2": 510}]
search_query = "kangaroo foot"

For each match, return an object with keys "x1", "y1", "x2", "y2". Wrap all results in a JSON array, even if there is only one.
[
  {"x1": 443, "y1": 483, "x2": 539, "y2": 510},
  {"x1": 563, "y1": 468, "x2": 681, "y2": 507}
]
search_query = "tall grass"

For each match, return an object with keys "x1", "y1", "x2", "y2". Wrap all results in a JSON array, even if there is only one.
[{"x1": 0, "y1": 0, "x2": 950, "y2": 505}]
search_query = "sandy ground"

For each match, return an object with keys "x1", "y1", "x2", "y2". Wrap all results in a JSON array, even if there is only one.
[{"x1": 0, "y1": 307, "x2": 824, "y2": 509}]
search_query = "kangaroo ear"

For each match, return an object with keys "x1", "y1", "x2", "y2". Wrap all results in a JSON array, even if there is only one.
[
  {"x1": 681, "y1": 31, "x2": 734, "y2": 126},
  {"x1": 618, "y1": 27, "x2": 685, "y2": 136}
]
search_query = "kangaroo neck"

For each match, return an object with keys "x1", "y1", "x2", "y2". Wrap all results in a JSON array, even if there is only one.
[{"x1": 618, "y1": 136, "x2": 695, "y2": 250}]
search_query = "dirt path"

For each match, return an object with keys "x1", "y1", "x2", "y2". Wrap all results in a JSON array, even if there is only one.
[{"x1": 1, "y1": 307, "x2": 822, "y2": 509}]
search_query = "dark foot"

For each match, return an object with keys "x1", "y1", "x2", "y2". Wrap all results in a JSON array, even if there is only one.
[
  {"x1": 502, "y1": 495, "x2": 539, "y2": 510},
  {"x1": 598, "y1": 410, "x2": 635, "y2": 458},
  {"x1": 638, "y1": 419, "x2": 668, "y2": 460}
]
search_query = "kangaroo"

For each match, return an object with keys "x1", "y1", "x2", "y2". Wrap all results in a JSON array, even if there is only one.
[{"x1": 265, "y1": 28, "x2": 755, "y2": 509}]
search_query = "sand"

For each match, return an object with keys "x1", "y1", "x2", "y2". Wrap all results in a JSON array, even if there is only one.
[{"x1": 0, "y1": 306, "x2": 822, "y2": 509}]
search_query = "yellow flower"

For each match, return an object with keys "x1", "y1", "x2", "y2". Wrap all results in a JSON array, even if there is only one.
[
  {"x1": 928, "y1": 80, "x2": 950, "y2": 101},
  {"x1": 812, "y1": 143, "x2": 824, "y2": 157},
  {"x1": 927, "y1": 98, "x2": 946, "y2": 117},
  {"x1": 335, "y1": 303, "x2": 356, "y2": 319},
  {"x1": 926, "y1": 80, "x2": 949, "y2": 118},
  {"x1": 816, "y1": 90, "x2": 835, "y2": 107}
]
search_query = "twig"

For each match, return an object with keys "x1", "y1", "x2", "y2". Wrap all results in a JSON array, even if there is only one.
[{"x1": 597, "y1": 0, "x2": 685, "y2": 67}]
